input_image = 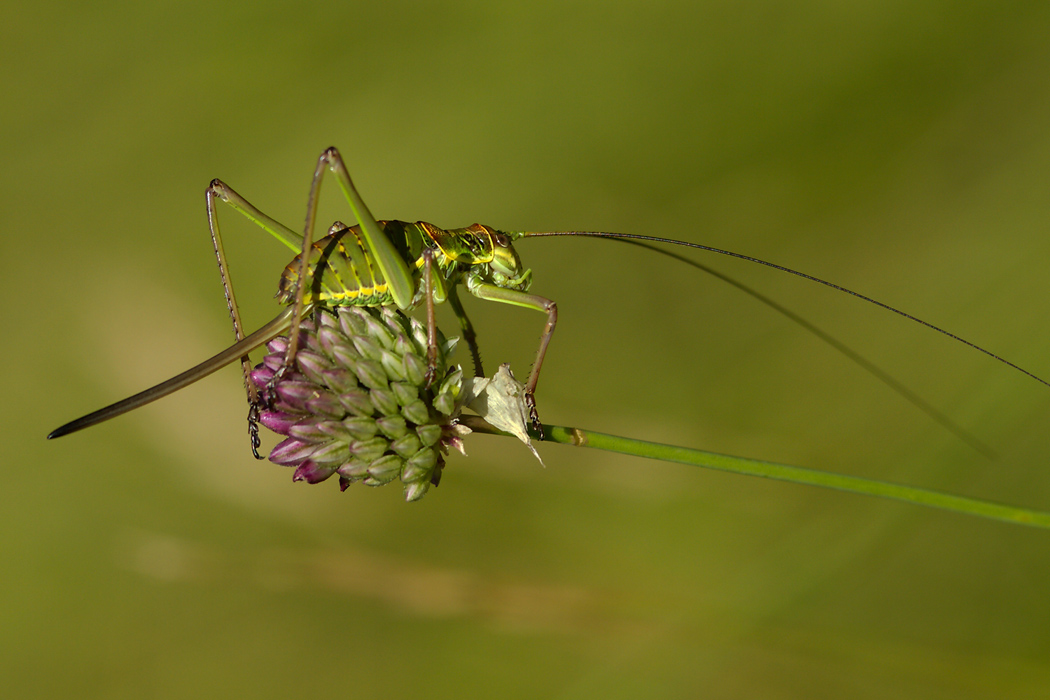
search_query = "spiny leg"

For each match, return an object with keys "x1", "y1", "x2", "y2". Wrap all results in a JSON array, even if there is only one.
[
  {"x1": 307, "y1": 147, "x2": 415, "y2": 309},
  {"x1": 298, "y1": 147, "x2": 436, "y2": 389},
  {"x1": 469, "y1": 283, "x2": 557, "y2": 436},
  {"x1": 422, "y1": 247, "x2": 439, "y2": 387},
  {"x1": 47, "y1": 310, "x2": 295, "y2": 440},
  {"x1": 292, "y1": 148, "x2": 420, "y2": 381},
  {"x1": 207, "y1": 181, "x2": 265, "y2": 457},
  {"x1": 206, "y1": 178, "x2": 313, "y2": 457},
  {"x1": 448, "y1": 286, "x2": 484, "y2": 377},
  {"x1": 235, "y1": 146, "x2": 403, "y2": 418},
  {"x1": 277, "y1": 145, "x2": 415, "y2": 390},
  {"x1": 523, "y1": 298, "x2": 557, "y2": 435},
  {"x1": 261, "y1": 146, "x2": 421, "y2": 405},
  {"x1": 257, "y1": 151, "x2": 341, "y2": 397}
]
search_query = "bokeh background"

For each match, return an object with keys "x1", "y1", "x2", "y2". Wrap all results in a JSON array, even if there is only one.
[{"x1": 5, "y1": 1, "x2": 1050, "y2": 697}]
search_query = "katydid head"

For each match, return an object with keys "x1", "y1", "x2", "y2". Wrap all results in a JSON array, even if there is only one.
[
  {"x1": 487, "y1": 228, "x2": 532, "y2": 291},
  {"x1": 451, "y1": 224, "x2": 532, "y2": 292}
]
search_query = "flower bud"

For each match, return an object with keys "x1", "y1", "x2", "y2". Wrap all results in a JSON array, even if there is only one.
[{"x1": 252, "y1": 306, "x2": 467, "y2": 501}]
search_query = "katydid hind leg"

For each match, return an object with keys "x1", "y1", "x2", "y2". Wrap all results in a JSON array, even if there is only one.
[
  {"x1": 207, "y1": 181, "x2": 268, "y2": 457},
  {"x1": 311, "y1": 147, "x2": 415, "y2": 310},
  {"x1": 207, "y1": 179, "x2": 304, "y2": 253},
  {"x1": 47, "y1": 309, "x2": 295, "y2": 441},
  {"x1": 252, "y1": 150, "x2": 358, "y2": 401},
  {"x1": 274, "y1": 152, "x2": 331, "y2": 383},
  {"x1": 207, "y1": 178, "x2": 320, "y2": 457},
  {"x1": 265, "y1": 147, "x2": 411, "y2": 403}
]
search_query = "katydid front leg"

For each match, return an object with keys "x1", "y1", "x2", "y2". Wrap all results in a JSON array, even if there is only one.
[
  {"x1": 447, "y1": 286, "x2": 485, "y2": 378},
  {"x1": 422, "y1": 247, "x2": 440, "y2": 387},
  {"x1": 468, "y1": 282, "x2": 558, "y2": 436}
]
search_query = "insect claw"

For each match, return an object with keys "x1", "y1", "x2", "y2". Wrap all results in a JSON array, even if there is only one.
[
  {"x1": 248, "y1": 402, "x2": 264, "y2": 460},
  {"x1": 524, "y1": 392, "x2": 544, "y2": 441},
  {"x1": 269, "y1": 364, "x2": 291, "y2": 394},
  {"x1": 257, "y1": 363, "x2": 288, "y2": 415},
  {"x1": 424, "y1": 341, "x2": 439, "y2": 388}
]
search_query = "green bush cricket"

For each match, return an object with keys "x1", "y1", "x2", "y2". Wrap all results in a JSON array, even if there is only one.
[{"x1": 48, "y1": 147, "x2": 1050, "y2": 457}]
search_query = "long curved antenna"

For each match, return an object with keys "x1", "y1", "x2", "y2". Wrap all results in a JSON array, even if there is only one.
[
  {"x1": 48, "y1": 308, "x2": 295, "y2": 440},
  {"x1": 521, "y1": 231, "x2": 1050, "y2": 391},
  {"x1": 602, "y1": 237, "x2": 995, "y2": 457}
]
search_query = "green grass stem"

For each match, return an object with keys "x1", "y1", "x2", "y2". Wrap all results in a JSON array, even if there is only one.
[{"x1": 461, "y1": 417, "x2": 1050, "y2": 529}]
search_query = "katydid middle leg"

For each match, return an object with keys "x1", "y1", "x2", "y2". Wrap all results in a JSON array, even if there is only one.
[
  {"x1": 422, "y1": 246, "x2": 440, "y2": 387},
  {"x1": 447, "y1": 286, "x2": 484, "y2": 377}
]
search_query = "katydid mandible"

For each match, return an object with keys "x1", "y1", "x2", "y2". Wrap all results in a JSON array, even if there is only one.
[{"x1": 48, "y1": 147, "x2": 1050, "y2": 454}]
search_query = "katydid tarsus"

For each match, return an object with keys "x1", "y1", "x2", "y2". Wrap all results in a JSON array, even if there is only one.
[{"x1": 48, "y1": 147, "x2": 1050, "y2": 458}]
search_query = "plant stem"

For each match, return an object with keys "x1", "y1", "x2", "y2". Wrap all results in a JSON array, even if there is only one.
[{"x1": 460, "y1": 417, "x2": 1050, "y2": 529}]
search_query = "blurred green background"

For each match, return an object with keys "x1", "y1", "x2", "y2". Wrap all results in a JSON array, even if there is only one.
[{"x1": 5, "y1": 1, "x2": 1050, "y2": 697}]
